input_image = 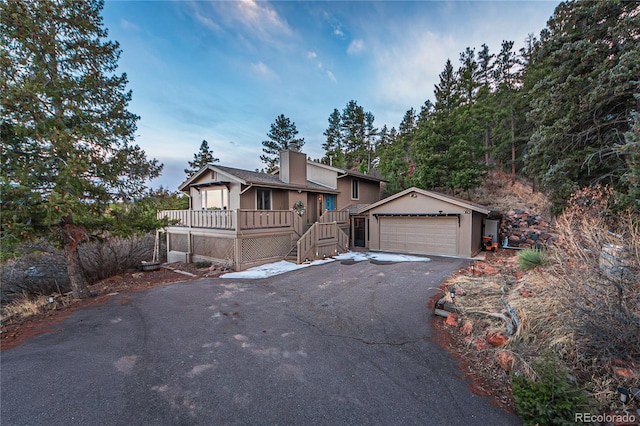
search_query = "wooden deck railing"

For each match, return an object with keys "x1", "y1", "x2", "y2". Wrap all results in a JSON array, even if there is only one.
[
  {"x1": 319, "y1": 209, "x2": 350, "y2": 224},
  {"x1": 237, "y1": 210, "x2": 291, "y2": 229},
  {"x1": 157, "y1": 209, "x2": 293, "y2": 230}
]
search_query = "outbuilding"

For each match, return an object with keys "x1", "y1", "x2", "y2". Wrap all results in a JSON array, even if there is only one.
[{"x1": 356, "y1": 187, "x2": 494, "y2": 258}]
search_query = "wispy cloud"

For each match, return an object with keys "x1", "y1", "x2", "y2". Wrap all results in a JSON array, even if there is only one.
[
  {"x1": 347, "y1": 39, "x2": 364, "y2": 55},
  {"x1": 370, "y1": 28, "x2": 456, "y2": 112},
  {"x1": 306, "y1": 50, "x2": 336, "y2": 83},
  {"x1": 190, "y1": 0, "x2": 293, "y2": 46},
  {"x1": 192, "y1": 10, "x2": 221, "y2": 32},
  {"x1": 120, "y1": 19, "x2": 139, "y2": 32},
  {"x1": 251, "y1": 61, "x2": 275, "y2": 79}
]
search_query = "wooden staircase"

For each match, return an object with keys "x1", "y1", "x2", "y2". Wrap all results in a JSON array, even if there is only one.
[
  {"x1": 285, "y1": 244, "x2": 298, "y2": 262},
  {"x1": 289, "y1": 221, "x2": 349, "y2": 264}
]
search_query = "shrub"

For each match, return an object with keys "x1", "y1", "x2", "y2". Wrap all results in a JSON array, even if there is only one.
[
  {"x1": 1, "y1": 234, "x2": 155, "y2": 304},
  {"x1": 517, "y1": 248, "x2": 546, "y2": 270},
  {"x1": 512, "y1": 354, "x2": 591, "y2": 426},
  {"x1": 548, "y1": 186, "x2": 639, "y2": 360}
]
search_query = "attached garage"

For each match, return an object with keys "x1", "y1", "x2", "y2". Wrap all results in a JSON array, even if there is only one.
[
  {"x1": 358, "y1": 187, "x2": 492, "y2": 258},
  {"x1": 379, "y1": 216, "x2": 458, "y2": 256}
]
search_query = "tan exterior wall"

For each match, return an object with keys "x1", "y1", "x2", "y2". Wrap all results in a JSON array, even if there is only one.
[
  {"x1": 471, "y1": 212, "x2": 485, "y2": 257},
  {"x1": 307, "y1": 163, "x2": 337, "y2": 188},
  {"x1": 280, "y1": 150, "x2": 307, "y2": 186},
  {"x1": 336, "y1": 177, "x2": 381, "y2": 209},
  {"x1": 366, "y1": 191, "x2": 479, "y2": 258},
  {"x1": 240, "y1": 187, "x2": 256, "y2": 209},
  {"x1": 270, "y1": 190, "x2": 289, "y2": 210}
]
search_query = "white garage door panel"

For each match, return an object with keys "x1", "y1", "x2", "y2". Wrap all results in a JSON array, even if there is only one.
[{"x1": 379, "y1": 217, "x2": 457, "y2": 255}]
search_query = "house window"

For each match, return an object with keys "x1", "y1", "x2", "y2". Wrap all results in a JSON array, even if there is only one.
[
  {"x1": 201, "y1": 187, "x2": 229, "y2": 210},
  {"x1": 351, "y1": 179, "x2": 359, "y2": 200},
  {"x1": 257, "y1": 188, "x2": 271, "y2": 210}
]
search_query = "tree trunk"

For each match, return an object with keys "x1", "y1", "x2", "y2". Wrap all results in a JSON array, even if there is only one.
[
  {"x1": 484, "y1": 124, "x2": 490, "y2": 167},
  {"x1": 510, "y1": 112, "x2": 516, "y2": 185},
  {"x1": 62, "y1": 223, "x2": 91, "y2": 299}
]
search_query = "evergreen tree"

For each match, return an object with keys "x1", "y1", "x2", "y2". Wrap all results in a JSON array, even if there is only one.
[
  {"x1": 322, "y1": 108, "x2": 344, "y2": 167},
  {"x1": 412, "y1": 57, "x2": 487, "y2": 194},
  {"x1": 457, "y1": 47, "x2": 479, "y2": 105},
  {"x1": 1, "y1": 0, "x2": 162, "y2": 298},
  {"x1": 398, "y1": 108, "x2": 417, "y2": 136},
  {"x1": 434, "y1": 59, "x2": 460, "y2": 115},
  {"x1": 379, "y1": 110, "x2": 417, "y2": 194},
  {"x1": 418, "y1": 100, "x2": 435, "y2": 126},
  {"x1": 477, "y1": 43, "x2": 495, "y2": 89},
  {"x1": 524, "y1": 0, "x2": 640, "y2": 211},
  {"x1": 185, "y1": 140, "x2": 219, "y2": 177},
  {"x1": 341, "y1": 100, "x2": 367, "y2": 170},
  {"x1": 379, "y1": 125, "x2": 411, "y2": 196},
  {"x1": 492, "y1": 40, "x2": 524, "y2": 181},
  {"x1": 362, "y1": 111, "x2": 378, "y2": 174},
  {"x1": 260, "y1": 114, "x2": 305, "y2": 172}
]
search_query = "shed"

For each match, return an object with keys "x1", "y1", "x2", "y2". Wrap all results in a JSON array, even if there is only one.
[{"x1": 357, "y1": 187, "x2": 493, "y2": 258}]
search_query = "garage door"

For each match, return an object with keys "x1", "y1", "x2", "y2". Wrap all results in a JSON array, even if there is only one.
[{"x1": 379, "y1": 217, "x2": 457, "y2": 256}]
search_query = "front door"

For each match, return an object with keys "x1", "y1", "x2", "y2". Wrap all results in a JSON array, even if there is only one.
[
  {"x1": 323, "y1": 194, "x2": 335, "y2": 212},
  {"x1": 354, "y1": 217, "x2": 366, "y2": 247}
]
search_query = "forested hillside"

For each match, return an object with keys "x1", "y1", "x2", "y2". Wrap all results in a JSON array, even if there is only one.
[{"x1": 317, "y1": 1, "x2": 639, "y2": 214}]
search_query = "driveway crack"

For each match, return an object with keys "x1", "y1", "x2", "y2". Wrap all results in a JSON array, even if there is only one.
[{"x1": 290, "y1": 314, "x2": 419, "y2": 346}]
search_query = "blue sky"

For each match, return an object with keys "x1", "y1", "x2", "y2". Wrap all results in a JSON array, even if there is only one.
[{"x1": 101, "y1": 0, "x2": 559, "y2": 190}]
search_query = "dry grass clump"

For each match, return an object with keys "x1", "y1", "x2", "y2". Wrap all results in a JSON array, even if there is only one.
[
  {"x1": 548, "y1": 187, "x2": 639, "y2": 360},
  {"x1": 0, "y1": 293, "x2": 69, "y2": 324},
  {"x1": 446, "y1": 186, "x2": 638, "y2": 412},
  {"x1": 513, "y1": 186, "x2": 637, "y2": 411},
  {"x1": 542, "y1": 187, "x2": 639, "y2": 409}
]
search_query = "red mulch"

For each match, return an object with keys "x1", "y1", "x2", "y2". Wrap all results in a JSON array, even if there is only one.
[{"x1": 428, "y1": 250, "x2": 519, "y2": 413}]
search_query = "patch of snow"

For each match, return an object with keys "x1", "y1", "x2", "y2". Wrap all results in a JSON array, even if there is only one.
[
  {"x1": 220, "y1": 251, "x2": 429, "y2": 280},
  {"x1": 335, "y1": 251, "x2": 431, "y2": 263}
]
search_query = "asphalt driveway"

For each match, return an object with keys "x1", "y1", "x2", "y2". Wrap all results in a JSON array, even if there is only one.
[{"x1": 1, "y1": 257, "x2": 521, "y2": 425}]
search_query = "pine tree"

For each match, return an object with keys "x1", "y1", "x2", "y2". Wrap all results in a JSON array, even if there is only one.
[
  {"x1": 0, "y1": 0, "x2": 162, "y2": 298},
  {"x1": 322, "y1": 108, "x2": 344, "y2": 167},
  {"x1": 457, "y1": 47, "x2": 479, "y2": 105},
  {"x1": 341, "y1": 100, "x2": 366, "y2": 170},
  {"x1": 492, "y1": 40, "x2": 523, "y2": 182},
  {"x1": 412, "y1": 56, "x2": 487, "y2": 194},
  {"x1": 524, "y1": 1, "x2": 640, "y2": 211},
  {"x1": 260, "y1": 114, "x2": 305, "y2": 172},
  {"x1": 185, "y1": 140, "x2": 219, "y2": 177},
  {"x1": 477, "y1": 43, "x2": 495, "y2": 89},
  {"x1": 362, "y1": 111, "x2": 378, "y2": 174}
]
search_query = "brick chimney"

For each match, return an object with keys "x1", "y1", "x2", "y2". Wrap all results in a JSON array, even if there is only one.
[{"x1": 279, "y1": 149, "x2": 307, "y2": 186}]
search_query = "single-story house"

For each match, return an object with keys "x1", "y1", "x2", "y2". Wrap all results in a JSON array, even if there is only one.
[
  {"x1": 355, "y1": 187, "x2": 495, "y2": 258},
  {"x1": 158, "y1": 149, "x2": 385, "y2": 270}
]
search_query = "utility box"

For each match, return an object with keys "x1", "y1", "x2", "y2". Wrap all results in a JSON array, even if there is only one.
[{"x1": 484, "y1": 219, "x2": 500, "y2": 244}]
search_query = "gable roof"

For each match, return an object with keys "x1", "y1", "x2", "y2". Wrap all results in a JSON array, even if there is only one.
[
  {"x1": 179, "y1": 164, "x2": 338, "y2": 193},
  {"x1": 356, "y1": 187, "x2": 492, "y2": 215}
]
